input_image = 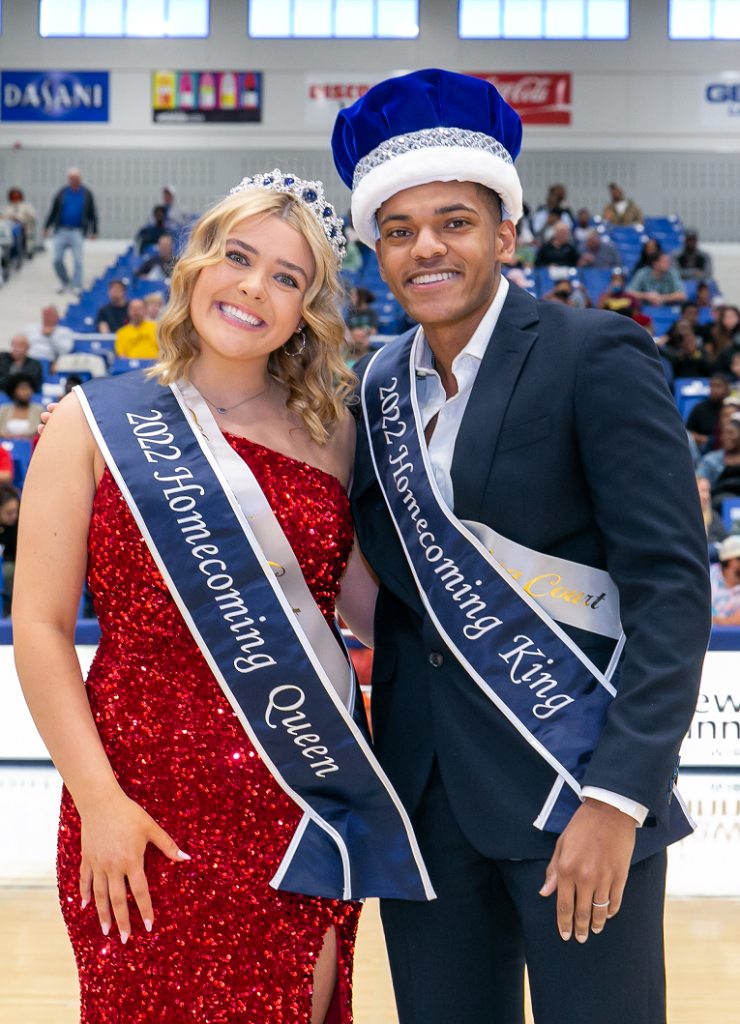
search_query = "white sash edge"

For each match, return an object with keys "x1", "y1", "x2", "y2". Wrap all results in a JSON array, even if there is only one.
[
  {"x1": 75, "y1": 387, "x2": 359, "y2": 897},
  {"x1": 533, "y1": 775, "x2": 565, "y2": 830},
  {"x1": 270, "y1": 812, "x2": 311, "y2": 891},
  {"x1": 362, "y1": 349, "x2": 580, "y2": 798},
  {"x1": 672, "y1": 784, "x2": 697, "y2": 831},
  {"x1": 174, "y1": 381, "x2": 355, "y2": 713}
]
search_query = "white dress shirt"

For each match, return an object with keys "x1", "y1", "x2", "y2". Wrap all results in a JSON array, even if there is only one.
[{"x1": 414, "y1": 276, "x2": 647, "y2": 826}]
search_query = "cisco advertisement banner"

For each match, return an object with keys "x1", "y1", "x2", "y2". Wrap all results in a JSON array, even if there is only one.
[
  {"x1": 153, "y1": 71, "x2": 262, "y2": 123},
  {"x1": 1, "y1": 70, "x2": 109, "y2": 122}
]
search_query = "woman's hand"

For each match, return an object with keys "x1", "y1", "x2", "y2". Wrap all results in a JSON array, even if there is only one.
[
  {"x1": 80, "y1": 789, "x2": 190, "y2": 943},
  {"x1": 38, "y1": 402, "x2": 59, "y2": 435}
]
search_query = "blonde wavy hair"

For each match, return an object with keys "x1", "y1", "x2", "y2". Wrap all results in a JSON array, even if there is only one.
[{"x1": 153, "y1": 188, "x2": 356, "y2": 445}]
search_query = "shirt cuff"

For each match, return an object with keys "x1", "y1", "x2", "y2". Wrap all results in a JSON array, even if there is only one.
[{"x1": 580, "y1": 786, "x2": 648, "y2": 826}]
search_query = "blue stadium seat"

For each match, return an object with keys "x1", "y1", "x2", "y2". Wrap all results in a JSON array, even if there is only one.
[
  {"x1": 1, "y1": 437, "x2": 33, "y2": 486},
  {"x1": 649, "y1": 306, "x2": 683, "y2": 336},
  {"x1": 722, "y1": 498, "x2": 740, "y2": 534},
  {"x1": 73, "y1": 337, "x2": 117, "y2": 367},
  {"x1": 580, "y1": 269, "x2": 613, "y2": 304},
  {"x1": 112, "y1": 358, "x2": 156, "y2": 375},
  {"x1": 673, "y1": 378, "x2": 709, "y2": 421}
]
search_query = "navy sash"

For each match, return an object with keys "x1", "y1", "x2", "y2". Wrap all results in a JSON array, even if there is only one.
[
  {"x1": 77, "y1": 371, "x2": 434, "y2": 903},
  {"x1": 362, "y1": 333, "x2": 691, "y2": 838}
]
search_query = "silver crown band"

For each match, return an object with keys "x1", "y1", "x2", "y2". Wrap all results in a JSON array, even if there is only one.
[
  {"x1": 229, "y1": 169, "x2": 346, "y2": 263},
  {"x1": 352, "y1": 127, "x2": 513, "y2": 192}
]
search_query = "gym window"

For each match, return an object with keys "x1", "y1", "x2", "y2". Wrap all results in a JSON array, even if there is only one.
[
  {"x1": 248, "y1": 0, "x2": 419, "y2": 39},
  {"x1": 458, "y1": 0, "x2": 629, "y2": 38},
  {"x1": 39, "y1": 0, "x2": 209, "y2": 38},
  {"x1": 669, "y1": 0, "x2": 740, "y2": 38}
]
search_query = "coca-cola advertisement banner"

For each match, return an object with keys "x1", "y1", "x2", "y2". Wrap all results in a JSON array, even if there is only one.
[
  {"x1": 152, "y1": 71, "x2": 262, "y2": 123},
  {"x1": 467, "y1": 73, "x2": 572, "y2": 125}
]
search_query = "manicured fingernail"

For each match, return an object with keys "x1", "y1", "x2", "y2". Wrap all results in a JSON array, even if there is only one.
[
  {"x1": 561, "y1": 931, "x2": 571, "y2": 941},
  {"x1": 177, "y1": 850, "x2": 191, "y2": 861},
  {"x1": 144, "y1": 919, "x2": 153, "y2": 932},
  {"x1": 592, "y1": 927, "x2": 603, "y2": 934},
  {"x1": 102, "y1": 922, "x2": 110, "y2": 936},
  {"x1": 120, "y1": 930, "x2": 129, "y2": 945},
  {"x1": 576, "y1": 933, "x2": 587, "y2": 944},
  {"x1": 81, "y1": 899, "x2": 88, "y2": 910}
]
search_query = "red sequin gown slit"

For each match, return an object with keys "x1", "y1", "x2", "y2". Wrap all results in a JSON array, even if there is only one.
[{"x1": 57, "y1": 433, "x2": 361, "y2": 1023}]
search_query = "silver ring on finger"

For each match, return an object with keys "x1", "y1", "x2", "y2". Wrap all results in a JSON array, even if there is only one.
[{"x1": 592, "y1": 899, "x2": 611, "y2": 908}]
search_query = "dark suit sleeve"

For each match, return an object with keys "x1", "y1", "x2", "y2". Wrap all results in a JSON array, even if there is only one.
[
  {"x1": 574, "y1": 313, "x2": 711, "y2": 819},
  {"x1": 44, "y1": 190, "x2": 63, "y2": 231}
]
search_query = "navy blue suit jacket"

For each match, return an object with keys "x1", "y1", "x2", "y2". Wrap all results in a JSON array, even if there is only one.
[{"x1": 351, "y1": 282, "x2": 711, "y2": 861}]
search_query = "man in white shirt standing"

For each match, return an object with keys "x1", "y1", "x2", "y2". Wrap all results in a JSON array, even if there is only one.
[{"x1": 335, "y1": 70, "x2": 710, "y2": 1024}]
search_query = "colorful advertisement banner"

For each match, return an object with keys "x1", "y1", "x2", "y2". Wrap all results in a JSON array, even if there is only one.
[
  {"x1": 305, "y1": 73, "x2": 402, "y2": 129},
  {"x1": 153, "y1": 72, "x2": 262, "y2": 123},
  {"x1": 699, "y1": 73, "x2": 740, "y2": 130},
  {"x1": 1, "y1": 70, "x2": 109, "y2": 122},
  {"x1": 467, "y1": 73, "x2": 572, "y2": 125}
]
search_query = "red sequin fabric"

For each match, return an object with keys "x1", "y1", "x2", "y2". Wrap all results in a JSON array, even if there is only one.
[{"x1": 57, "y1": 434, "x2": 361, "y2": 1023}]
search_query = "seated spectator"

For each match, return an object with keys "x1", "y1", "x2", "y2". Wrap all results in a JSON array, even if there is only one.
[
  {"x1": 602, "y1": 183, "x2": 643, "y2": 225},
  {"x1": 347, "y1": 287, "x2": 378, "y2": 332},
  {"x1": 729, "y1": 352, "x2": 740, "y2": 383},
  {"x1": 572, "y1": 208, "x2": 591, "y2": 251},
  {"x1": 144, "y1": 292, "x2": 165, "y2": 321},
  {"x1": 115, "y1": 299, "x2": 158, "y2": 359},
  {"x1": 0, "y1": 334, "x2": 43, "y2": 394},
  {"x1": 0, "y1": 446, "x2": 13, "y2": 485},
  {"x1": 534, "y1": 222, "x2": 579, "y2": 268},
  {"x1": 162, "y1": 186, "x2": 189, "y2": 228},
  {"x1": 0, "y1": 375, "x2": 43, "y2": 438},
  {"x1": 543, "y1": 279, "x2": 590, "y2": 308},
  {"x1": 710, "y1": 306, "x2": 740, "y2": 373},
  {"x1": 135, "y1": 234, "x2": 174, "y2": 282},
  {"x1": 513, "y1": 220, "x2": 537, "y2": 268},
  {"x1": 628, "y1": 252, "x2": 687, "y2": 306},
  {"x1": 679, "y1": 299, "x2": 715, "y2": 349},
  {"x1": 530, "y1": 184, "x2": 575, "y2": 239},
  {"x1": 697, "y1": 417, "x2": 740, "y2": 508},
  {"x1": 24, "y1": 305, "x2": 74, "y2": 364},
  {"x1": 632, "y1": 239, "x2": 661, "y2": 274},
  {"x1": 698, "y1": 475, "x2": 727, "y2": 546},
  {"x1": 696, "y1": 281, "x2": 713, "y2": 310},
  {"x1": 661, "y1": 320, "x2": 713, "y2": 378},
  {"x1": 710, "y1": 535, "x2": 740, "y2": 625},
  {"x1": 686, "y1": 373, "x2": 731, "y2": 447},
  {"x1": 0, "y1": 484, "x2": 19, "y2": 616},
  {"x1": 1, "y1": 188, "x2": 37, "y2": 258},
  {"x1": 577, "y1": 229, "x2": 621, "y2": 269},
  {"x1": 345, "y1": 326, "x2": 371, "y2": 366},
  {"x1": 676, "y1": 229, "x2": 713, "y2": 281},
  {"x1": 136, "y1": 205, "x2": 172, "y2": 255},
  {"x1": 96, "y1": 279, "x2": 128, "y2": 333},
  {"x1": 596, "y1": 270, "x2": 640, "y2": 316}
]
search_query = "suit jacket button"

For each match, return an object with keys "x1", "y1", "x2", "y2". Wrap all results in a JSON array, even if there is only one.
[{"x1": 428, "y1": 652, "x2": 444, "y2": 668}]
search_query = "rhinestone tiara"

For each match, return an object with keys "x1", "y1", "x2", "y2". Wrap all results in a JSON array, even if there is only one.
[{"x1": 229, "y1": 169, "x2": 346, "y2": 263}]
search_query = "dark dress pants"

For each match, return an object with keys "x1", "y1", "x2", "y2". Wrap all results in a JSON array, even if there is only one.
[{"x1": 381, "y1": 765, "x2": 667, "y2": 1024}]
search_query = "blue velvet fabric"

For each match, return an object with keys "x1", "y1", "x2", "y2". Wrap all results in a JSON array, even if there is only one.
[{"x1": 332, "y1": 68, "x2": 523, "y2": 189}]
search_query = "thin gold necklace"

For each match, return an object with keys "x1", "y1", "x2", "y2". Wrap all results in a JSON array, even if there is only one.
[{"x1": 200, "y1": 379, "x2": 272, "y2": 415}]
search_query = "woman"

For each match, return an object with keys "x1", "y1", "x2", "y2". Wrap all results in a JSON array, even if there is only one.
[
  {"x1": 632, "y1": 237, "x2": 661, "y2": 273},
  {"x1": 697, "y1": 474, "x2": 727, "y2": 547},
  {"x1": 1, "y1": 187, "x2": 37, "y2": 257},
  {"x1": 14, "y1": 178, "x2": 397, "y2": 1022},
  {"x1": 697, "y1": 418, "x2": 740, "y2": 510},
  {"x1": 0, "y1": 374, "x2": 43, "y2": 437},
  {"x1": 0, "y1": 483, "x2": 18, "y2": 616},
  {"x1": 710, "y1": 536, "x2": 740, "y2": 625},
  {"x1": 710, "y1": 306, "x2": 740, "y2": 372},
  {"x1": 346, "y1": 286, "x2": 378, "y2": 332}
]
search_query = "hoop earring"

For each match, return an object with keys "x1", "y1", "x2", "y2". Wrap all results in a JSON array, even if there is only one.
[{"x1": 284, "y1": 329, "x2": 307, "y2": 358}]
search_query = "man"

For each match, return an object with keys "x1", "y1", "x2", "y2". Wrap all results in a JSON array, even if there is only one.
[
  {"x1": 115, "y1": 298, "x2": 158, "y2": 359},
  {"x1": 96, "y1": 279, "x2": 128, "y2": 334},
  {"x1": 24, "y1": 305, "x2": 74, "y2": 365},
  {"x1": 686, "y1": 373, "x2": 732, "y2": 448},
  {"x1": 136, "y1": 205, "x2": 172, "y2": 254},
  {"x1": 162, "y1": 186, "x2": 189, "y2": 228},
  {"x1": 534, "y1": 221, "x2": 578, "y2": 268},
  {"x1": 577, "y1": 229, "x2": 620, "y2": 269},
  {"x1": 676, "y1": 229, "x2": 713, "y2": 281},
  {"x1": 0, "y1": 334, "x2": 43, "y2": 394},
  {"x1": 333, "y1": 69, "x2": 710, "y2": 1024},
  {"x1": 530, "y1": 184, "x2": 574, "y2": 239},
  {"x1": 345, "y1": 325, "x2": 371, "y2": 366},
  {"x1": 710, "y1": 534, "x2": 740, "y2": 625},
  {"x1": 628, "y1": 252, "x2": 687, "y2": 306},
  {"x1": 596, "y1": 269, "x2": 640, "y2": 316},
  {"x1": 572, "y1": 207, "x2": 591, "y2": 251},
  {"x1": 43, "y1": 168, "x2": 98, "y2": 295},
  {"x1": 602, "y1": 182, "x2": 642, "y2": 225},
  {"x1": 135, "y1": 234, "x2": 174, "y2": 282}
]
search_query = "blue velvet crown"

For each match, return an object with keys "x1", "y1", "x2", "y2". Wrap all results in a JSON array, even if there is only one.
[{"x1": 331, "y1": 68, "x2": 524, "y2": 247}]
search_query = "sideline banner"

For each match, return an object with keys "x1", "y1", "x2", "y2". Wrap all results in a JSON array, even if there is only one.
[
  {"x1": 75, "y1": 371, "x2": 433, "y2": 904},
  {"x1": 153, "y1": 71, "x2": 262, "y2": 123},
  {"x1": 1, "y1": 71, "x2": 108, "y2": 122},
  {"x1": 466, "y1": 73, "x2": 571, "y2": 125}
]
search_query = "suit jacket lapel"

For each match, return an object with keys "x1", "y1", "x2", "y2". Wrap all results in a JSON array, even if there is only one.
[{"x1": 451, "y1": 283, "x2": 540, "y2": 521}]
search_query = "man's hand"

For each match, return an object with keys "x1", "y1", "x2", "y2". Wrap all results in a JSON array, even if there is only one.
[
  {"x1": 540, "y1": 798, "x2": 637, "y2": 943},
  {"x1": 646, "y1": 291, "x2": 664, "y2": 306}
]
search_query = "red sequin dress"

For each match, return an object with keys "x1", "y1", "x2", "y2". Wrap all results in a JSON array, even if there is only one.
[{"x1": 57, "y1": 434, "x2": 361, "y2": 1023}]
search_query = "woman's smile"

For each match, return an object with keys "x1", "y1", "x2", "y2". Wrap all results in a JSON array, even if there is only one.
[{"x1": 216, "y1": 300, "x2": 267, "y2": 330}]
